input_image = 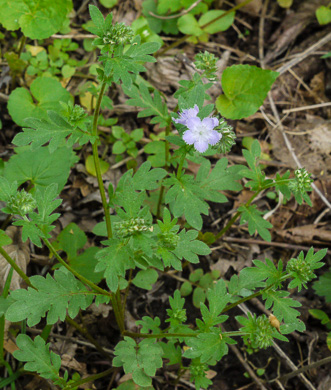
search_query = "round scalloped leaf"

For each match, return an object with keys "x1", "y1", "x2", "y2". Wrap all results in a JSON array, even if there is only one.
[
  {"x1": 216, "y1": 65, "x2": 279, "y2": 119},
  {"x1": 8, "y1": 77, "x2": 71, "y2": 127},
  {"x1": 0, "y1": 0, "x2": 72, "y2": 39},
  {"x1": 199, "y1": 10, "x2": 235, "y2": 34}
]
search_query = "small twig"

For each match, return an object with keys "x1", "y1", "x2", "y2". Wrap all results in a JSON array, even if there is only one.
[
  {"x1": 269, "y1": 356, "x2": 331, "y2": 384},
  {"x1": 51, "y1": 34, "x2": 96, "y2": 39},
  {"x1": 213, "y1": 237, "x2": 331, "y2": 255},
  {"x1": 282, "y1": 102, "x2": 331, "y2": 114},
  {"x1": 276, "y1": 32, "x2": 331, "y2": 75},
  {"x1": 268, "y1": 92, "x2": 331, "y2": 211},
  {"x1": 149, "y1": 0, "x2": 203, "y2": 20}
]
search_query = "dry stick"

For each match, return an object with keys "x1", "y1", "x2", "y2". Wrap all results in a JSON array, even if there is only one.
[
  {"x1": 268, "y1": 93, "x2": 331, "y2": 211},
  {"x1": 276, "y1": 32, "x2": 331, "y2": 75},
  {"x1": 283, "y1": 102, "x2": 331, "y2": 114},
  {"x1": 223, "y1": 327, "x2": 268, "y2": 390},
  {"x1": 238, "y1": 304, "x2": 317, "y2": 390},
  {"x1": 269, "y1": 356, "x2": 331, "y2": 384},
  {"x1": 213, "y1": 237, "x2": 331, "y2": 255}
]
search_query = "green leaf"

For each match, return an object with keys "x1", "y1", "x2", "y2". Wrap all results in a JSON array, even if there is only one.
[
  {"x1": 6, "y1": 269, "x2": 93, "y2": 326},
  {"x1": 202, "y1": 280, "x2": 230, "y2": 327},
  {"x1": 113, "y1": 140, "x2": 126, "y2": 154},
  {"x1": 55, "y1": 223, "x2": 86, "y2": 260},
  {"x1": 8, "y1": 77, "x2": 71, "y2": 126},
  {"x1": 144, "y1": 141, "x2": 166, "y2": 168},
  {"x1": 309, "y1": 309, "x2": 330, "y2": 326},
  {"x1": 89, "y1": 5, "x2": 105, "y2": 32},
  {"x1": 68, "y1": 247, "x2": 104, "y2": 284},
  {"x1": 0, "y1": 229, "x2": 12, "y2": 246},
  {"x1": 316, "y1": 6, "x2": 331, "y2": 25},
  {"x1": 177, "y1": 14, "x2": 203, "y2": 36},
  {"x1": 160, "y1": 341, "x2": 182, "y2": 365},
  {"x1": 193, "y1": 287, "x2": 206, "y2": 309},
  {"x1": 132, "y1": 269, "x2": 158, "y2": 290},
  {"x1": 173, "y1": 229, "x2": 211, "y2": 264},
  {"x1": 14, "y1": 335, "x2": 66, "y2": 386},
  {"x1": 95, "y1": 238, "x2": 135, "y2": 292},
  {"x1": 240, "y1": 258, "x2": 285, "y2": 287},
  {"x1": 100, "y1": 0, "x2": 118, "y2": 8},
  {"x1": 123, "y1": 83, "x2": 170, "y2": 128},
  {"x1": 103, "y1": 36, "x2": 160, "y2": 88},
  {"x1": 136, "y1": 316, "x2": 162, "y2": 334},
  {"x1": 262, "y1": 289, "x2": 302, "y2": 325},
  {"x1": 113, "y1": 337, "x2": 163, "y2": 387},
  {"x1": 133, "y1": 161, "x2": 167, "y2": 191},
  {"x1": 238, "y1": 204, "x2": 273, "y2": 242},
  {"x1": 216, "y1": 65, "x2": 279, "y2": 119},
  {"x1": 199, "y1": 10, "x2": 235, "y2": 34},
  {"x1": 0, "y1": 0, "x2": 72, "y2": 39},
  {"x1": 4, "y1": 146, "x2": 76, "y2": 192},
  {"x1": 142, "y1": 0, "x2": 179, "y2": 35},
  {"x1": 313, "y1": 270, "x2": 331, "y2": 303},
  {"x1": 85, "y1": 155, "x2": 109, "y2": 176},
  {"x1": 184, "y1": 330, "x2": 233, "y2": 364},
  {"x1": 0, "y1": 176, "x2": 17, "y2": 203},
  {"x1": 13, "y1": 111, "x2": 94, "y2": 153}
]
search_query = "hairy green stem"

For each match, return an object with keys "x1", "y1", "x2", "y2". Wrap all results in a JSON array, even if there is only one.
[
  {"x1": 156, "y1": 0, "x2": 254, "y2": 57},
  {"x1": 0, "y1": 246, "x2": 34, "y2": 289},
  {"x1": 64, "y1": 367, "x2": 114, "y2": 390},
  {"x1": 156, "y1": 123, "x2": 171, "y2": 219},
  {"x1": 221, "y1": 275, "x2": 290, "y2": 314},
  {"x1": 17, "y1": 35, "x2": 26, "y2": 56},
  {"x1": 91, "y1": 81, "x2": 113, "y2": 239},
  {"x1": 44, "y1": 238, "x2": 111, "y2": 297}
]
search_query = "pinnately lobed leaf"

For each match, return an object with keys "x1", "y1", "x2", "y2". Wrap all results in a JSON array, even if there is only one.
[{"x1": 6, "y1": 269, "x2": 93, "y2": 326}]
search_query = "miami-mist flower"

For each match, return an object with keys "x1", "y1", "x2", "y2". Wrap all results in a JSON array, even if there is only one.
[{"x1": 174, "y1": 105, "x2": 221, "y2": 153}]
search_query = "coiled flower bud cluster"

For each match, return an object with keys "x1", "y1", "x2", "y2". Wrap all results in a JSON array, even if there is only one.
[
  {"x1": 217, "y1": 120, "x2": 236, "y2": 154},
  {"x1": 289, "y1": 168, "x2": 313, "y2": 194},
  {"x1": 115, "y1": 218, "x2": 149, "y2": 237},
  {"x1": 287, "y1": 255, "x2": 314, "y2": 289},
  {"x1": 8, "y1": 190, "x2": 36, "y2": 216},
  {"x1": 102, "y1": 23, "x2": 134, "y2": 46},
  {"x1": 159, "y1": 231, "x2": 179, "y2": 250},
  {"x1": 194, "y1": 51, "x2": 218, "y2": 82}
]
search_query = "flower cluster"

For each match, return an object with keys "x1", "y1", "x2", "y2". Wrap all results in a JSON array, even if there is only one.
[
  {"x1": 286, "y1": 254, "x2": 315, "y2": 291},
  {"x1": 158, "y1": 231, "x2": 179, "y2": 250},
  {"x1": 7, "y1": 190, "x2": 36, "y2": 216},
  {"x1": 115, "y1": 218, "x2": 150, "y2": 238},
  {"x1": 101, "y1": 23, "x2": 134, "y2": 46},
  {"x1": 173, "y1": 105, "x2": 221, "y2": 153},
  {"x1": 289, "y1": 168, "x2": 313, "y2": 195},
  {"x1": 194, "y1": 51, "x2": 218, "y2": 82},
  {"x1": 61, "y1": 102, "x2": 87, "y2": 128},
  {"x1": 238, "y1": 314, "x2": 280, "y2": 349}
]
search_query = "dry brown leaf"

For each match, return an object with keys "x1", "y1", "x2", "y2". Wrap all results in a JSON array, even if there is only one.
[
  {"x1": 0, "y1": 226, "x2": 30, "y2": 293},
  {"x1": 265, "y1": 0, "x2": 330, "y2": 63},
  {"x1": 277, "y1": 224, "x2": 331, "y2": 244}
]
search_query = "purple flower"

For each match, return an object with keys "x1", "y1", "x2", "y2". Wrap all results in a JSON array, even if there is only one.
[
  {"x1": 173, "y1": 104, "x2": 199, "y2": 126},
  {"x1": 183, "y1": 116, "x2": 221, "y2": 153}
]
